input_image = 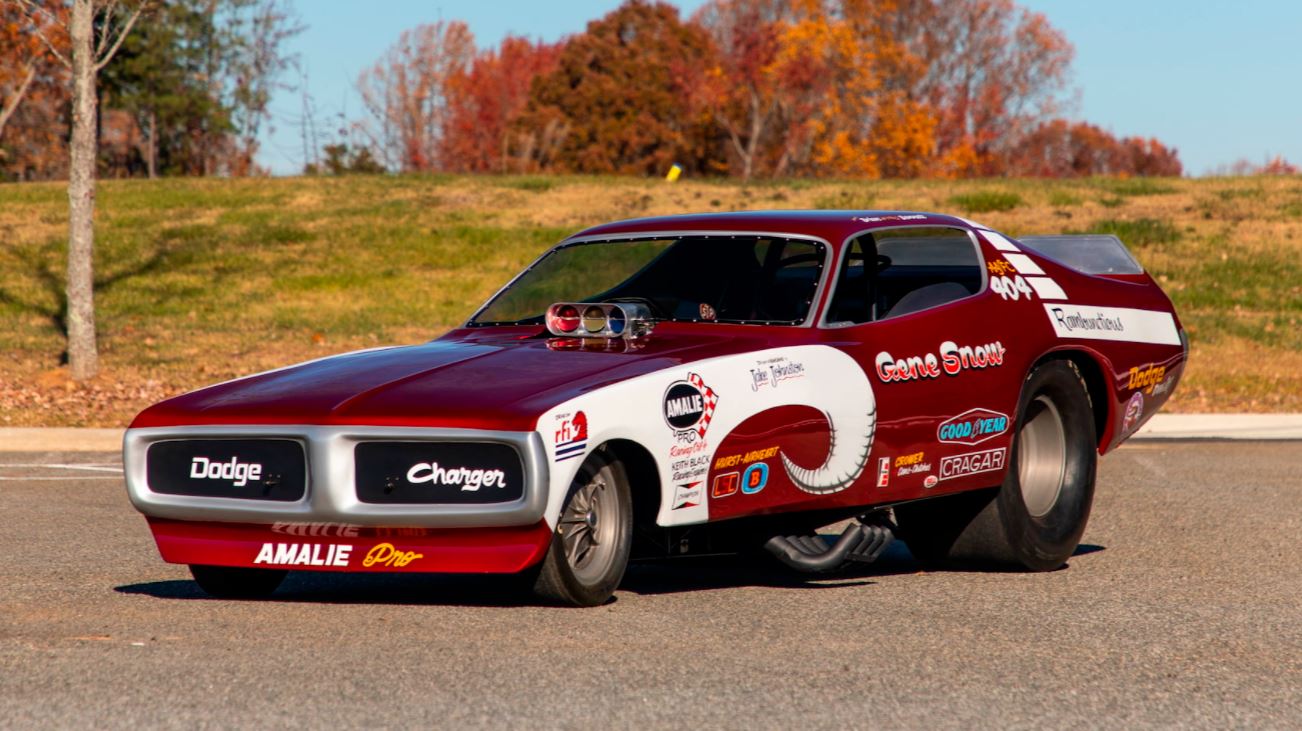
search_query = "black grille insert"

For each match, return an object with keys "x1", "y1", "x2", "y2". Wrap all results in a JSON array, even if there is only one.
[
  {"x1": 146, "y1": 439, "x2": 307, "y2": 501},
  {"x1": 354, "y1": 442, "x2": 525, "y2": 504}
]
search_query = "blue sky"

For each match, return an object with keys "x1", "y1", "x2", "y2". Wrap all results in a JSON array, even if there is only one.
[{"x1": 260, "y1": 1, "x2": 1302, "y2": 176}]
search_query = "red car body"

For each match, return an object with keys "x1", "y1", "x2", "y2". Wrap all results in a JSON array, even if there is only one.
[{"x1": 125, "y1": 211, "x2": 1186, "y2": 584}]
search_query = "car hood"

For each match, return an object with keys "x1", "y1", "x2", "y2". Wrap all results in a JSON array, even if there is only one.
[{"x1": 130, "y1": 327, "x2": 779, "y2": 432}]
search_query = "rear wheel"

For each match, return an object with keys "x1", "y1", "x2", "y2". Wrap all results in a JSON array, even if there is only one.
[
  {"x1": 897, "y1": 360, "x2": 1097, "y2": 570},
  {"x1": 189, "y1": 565, "x2": 286, "y2": 598},
  {"x1": 532, "y1": 450, "x2": 633, "y2": 606}
]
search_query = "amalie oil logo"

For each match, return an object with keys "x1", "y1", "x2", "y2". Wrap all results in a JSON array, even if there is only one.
[{"x1": 663, "y1": 372, "x2": 718, "y2": 440}]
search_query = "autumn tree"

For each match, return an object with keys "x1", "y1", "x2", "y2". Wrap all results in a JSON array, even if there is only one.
[
  {"x1": 1005, "y1": 119, "x2": 1181, "y2": 177},
  {"x1": 903, "y1": 0, "x2": 1074, "y2": 176},
  {"x1": 439, "y1": 36, "x2": 561, "y2": 173},
  {"x1": 692, "y1": 0, "x2": 789, "y2": 179},
  {"x1": 694, "y1": 0, "x2": 937, "y2": 179},
  {"x1": 0, "y1": 3, "x2": 68, "y2": 178},
  {"x1": 1220, "y1": 155, "x2": 1297, "y2": 177},
  {"x1": 356, "y1": 20, "x2": 474, "y2": 172},
  {"x1": 515, "y1": 0, "x2": 721, "y2": 176}
]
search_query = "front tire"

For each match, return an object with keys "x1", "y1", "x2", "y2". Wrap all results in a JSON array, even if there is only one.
[
  {"x1": 189, "y1": 565, "x2": 286, "y2": 598},
  {"x1": 532, "y1": 450, "x2": 633, "y2": 606},
  {"x1": 897, "y1": 360, "x2": 1097, "y2": 570}
]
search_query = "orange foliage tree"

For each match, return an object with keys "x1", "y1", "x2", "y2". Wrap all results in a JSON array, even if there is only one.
[
  {"x1": 352, "y1": 0, "x2": 1180, "y2": 180},
  {"x1": 1006, "y1": 119, "x2": 1182, "y2": 177},
  {"x1": 0, "y1": 3, "x2": 69, "y2": 180},
  {"x1": 513, "y1": 0, "x2": 721, "y2": 176},
  {"x1": 440, "y1": 36, "x2": 561, "y2": 174},
  {"x1": 693, "y1": 0, "x2": 937, "y2": 179},
  {"x1": 692, "y1": 0, "x2": 788, "y2": 180},
  {"x1": 902, "y1": 0, "x2": 1074, "y2": 176}
]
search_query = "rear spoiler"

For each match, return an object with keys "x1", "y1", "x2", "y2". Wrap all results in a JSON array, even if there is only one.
[{"x1": 1016, "y1": 234, "x2": 1144, "y2": 275}]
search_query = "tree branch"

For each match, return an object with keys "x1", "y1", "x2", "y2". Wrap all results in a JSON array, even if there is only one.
[
  {"x1": 95, "y1": 0, "x2": 121, "y2": 58},
  {"x1": 12, "y1": 0, "x2": 71, "y2": 69},
  {"x1": 0, "y1": 64, "x2": 38, "y2": 139},
  {"x1": 94, "y1": 0, "x2": 149, "y2": 72}
]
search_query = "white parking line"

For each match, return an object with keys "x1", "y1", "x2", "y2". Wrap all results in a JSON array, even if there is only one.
[
  {"x1": 0, "y1": 476, "x2": 122, "y2": 481},
  {"x1": 0, "y1": 463, "x2": 123, "y2": 472},
  {"x1": 0, "y1": 462, "x2": 125, "y2": 481}
]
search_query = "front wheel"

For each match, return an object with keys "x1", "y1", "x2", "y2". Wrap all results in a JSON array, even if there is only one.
[
  {"x1": 189, "y1": 565, "x2": 286, "y2": 598},
  {"x1": 897, "y1": 360, "x2": 1098, "y2": 570},
  {"x1": 532, "y1": 450, "x2": 633, "y2": 606}
]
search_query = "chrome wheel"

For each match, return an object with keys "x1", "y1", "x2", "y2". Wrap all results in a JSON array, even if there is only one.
[
  {"x1": 1018, "y1": 394, "x2": 1067, "y2": 518},
  {"x1": 557, "y1": 474, "x2": 621, "y2": 584}
]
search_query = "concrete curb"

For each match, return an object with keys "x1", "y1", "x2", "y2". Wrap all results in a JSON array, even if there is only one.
[
  {"x1": 0, "y1": 428, "x2": 125, "y2": 452},
  {"x1": 2, "y1": 414, "x2": 1301, "y2": 452},
  {"x1": 1131, "y1": 414, "x2": 1302, "y2": 440}
]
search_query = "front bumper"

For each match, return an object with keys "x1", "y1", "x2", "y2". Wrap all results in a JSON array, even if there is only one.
[
  {"x1": 124, "y1": 425, "x2": 550, "y2": 529},
  {"x1": 146, "y1": 517, "x2": 553, "y2": 573}
]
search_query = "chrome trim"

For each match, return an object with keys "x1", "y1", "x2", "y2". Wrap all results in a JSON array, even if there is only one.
[
  {"x1": 124, "y1": 425, "x2": 549, "y2": 528},
  {"x1": 818, "y1": 225, "x2": 987, "y2": 328},
  {"x1": 465, "y1": 229, "x2": 835, "y2": 329}
]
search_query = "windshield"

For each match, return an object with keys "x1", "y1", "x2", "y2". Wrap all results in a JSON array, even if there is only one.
[{"x1": 471, "y1": 236, "x2": 826, "y2": 326}]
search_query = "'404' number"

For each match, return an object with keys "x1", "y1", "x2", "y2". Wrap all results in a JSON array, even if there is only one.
[{"x1": 991, "y1": 275, "x2": 1034, "y2": 301}]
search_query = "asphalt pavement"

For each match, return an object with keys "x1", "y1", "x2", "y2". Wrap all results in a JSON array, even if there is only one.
[{"x1": 1, "y1": 442, "x2": 1299, "y2": 729}]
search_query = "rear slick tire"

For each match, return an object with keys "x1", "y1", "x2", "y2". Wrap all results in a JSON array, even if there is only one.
[
  {"x1": 189, "y1": 565, "x2": 287, "y2": 598},
  {"x1": 897, "y1": 360, "x2": 1098, "y2": 571},
  {"x1": 532, "y1": 451, "x2": 633, "y2": 607}
]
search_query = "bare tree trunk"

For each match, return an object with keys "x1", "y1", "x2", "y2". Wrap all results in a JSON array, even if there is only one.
[
  {"x1": 146, "y1": 108, "x2": 157, "y2": 178},
  {"x1": 67, "y1": 0, "x2": 98, "y2": 381}
]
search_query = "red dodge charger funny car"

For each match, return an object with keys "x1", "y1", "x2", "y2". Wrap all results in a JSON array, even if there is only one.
[{"x1": 125, "y1": 210, "x2": 1186, "y2": 606}]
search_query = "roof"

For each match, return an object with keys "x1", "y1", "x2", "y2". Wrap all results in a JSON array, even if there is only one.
[{"x1": 567, "y1": 210, "x2": 978, "y2": 244}]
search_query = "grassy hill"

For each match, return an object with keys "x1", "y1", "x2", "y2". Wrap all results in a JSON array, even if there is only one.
[{"x1": 2, "y1": 173, "x2": 1300, "y2": 426}]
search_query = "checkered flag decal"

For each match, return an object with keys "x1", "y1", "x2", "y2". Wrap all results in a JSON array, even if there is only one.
[{"x1": 687, "y1": 372, "x2": 718, "y2": 438}]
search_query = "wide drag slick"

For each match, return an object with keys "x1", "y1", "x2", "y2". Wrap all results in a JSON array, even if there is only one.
[{"x1": 124, "y1": 210, "x2": 1186, "y2": 605}]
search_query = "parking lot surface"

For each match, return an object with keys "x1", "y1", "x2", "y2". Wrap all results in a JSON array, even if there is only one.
[{"x1": 1, "y1": 442, "x2": 1299, "y2": 728}]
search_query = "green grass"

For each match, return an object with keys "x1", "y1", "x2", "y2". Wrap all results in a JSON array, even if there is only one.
[
  {"x1": 948, "y1": 190, "x2": 1023, "y2": 213},
  {"x1": 3, "y1": 173, "x2": 1302, "y2": 424},
  {"x1": 1072, "y1": 218, "x2": 1183, "y2": 247},
  {"x1": 1048, "y1": 190, "x2": 1081, "y2": 207},
  {"x1": 1092, "y1": 177, "x2": 1177, "y2": 197}
]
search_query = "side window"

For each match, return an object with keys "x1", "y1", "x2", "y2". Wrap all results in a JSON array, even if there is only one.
[
  {"x1": 874, "y1": 227, "x2": 982, "y2": 320},
  {"x1": 825, "y1": 227, "x2": 982, "y2": 326},
  {"x1": 826, "y1": 236, "x2": 874, "y2": 326}
]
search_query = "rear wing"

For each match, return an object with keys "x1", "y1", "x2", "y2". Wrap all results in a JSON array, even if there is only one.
[{"x1": 1016, "y1": 235, "x2": 1144, "y2": 275}]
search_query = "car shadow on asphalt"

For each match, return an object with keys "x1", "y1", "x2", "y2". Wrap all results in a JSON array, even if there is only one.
[{"x1": 113, "y1": 542, "x2": 1106, "y2": 607}]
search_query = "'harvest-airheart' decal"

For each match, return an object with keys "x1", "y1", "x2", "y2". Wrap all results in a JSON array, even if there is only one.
[{"x1": 780, "y1": 403, "x2": 876, "y2": 494}]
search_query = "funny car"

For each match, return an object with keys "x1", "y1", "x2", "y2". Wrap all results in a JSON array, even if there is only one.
[{"x1": 124, "y1": 210, "x2": 1186, "y2": 606}]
